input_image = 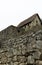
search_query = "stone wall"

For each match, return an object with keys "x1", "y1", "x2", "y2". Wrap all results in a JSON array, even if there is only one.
[
  {"x1": 20, "y1": 15, "x2": 41, "y2": 32},
  {"x1": 0, "y1": 30, "x2": 42, "y2": 65}
]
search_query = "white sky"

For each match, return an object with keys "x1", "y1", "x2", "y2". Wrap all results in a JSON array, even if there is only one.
[{"x1": 0, "y1": 0, "x2": 42, "y2": 31}]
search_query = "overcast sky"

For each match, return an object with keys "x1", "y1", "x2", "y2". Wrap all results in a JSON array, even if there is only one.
[{"x1": 0, "y1": 0, "x2": 42, "y2": 31}]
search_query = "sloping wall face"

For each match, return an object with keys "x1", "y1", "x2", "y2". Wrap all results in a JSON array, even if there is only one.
[
  {"x1": 0, "y1": 30, "x2": 42, "y2": 65},
  {"x1": 29, "y1": 16, "x2": 41, "y2": 28},
  {"x1": 20, "y1": 16, "x2": 41, "y2": 32},
  {"x1": 0, "y1": 27, "x2": 18, "y2": 40}
]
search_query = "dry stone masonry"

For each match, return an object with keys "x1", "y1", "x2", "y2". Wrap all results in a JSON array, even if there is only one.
[{"x1": 0, "y1": 13, "x2": 42, "y2": 65}]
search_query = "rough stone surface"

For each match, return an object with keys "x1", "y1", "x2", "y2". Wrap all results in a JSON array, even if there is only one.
[
  {"x1": 0, "y1": 29, "x2": 42, "y2": 65},
  {"x1": 0, "y1": 13, "x2": 42, "y2": 65}
]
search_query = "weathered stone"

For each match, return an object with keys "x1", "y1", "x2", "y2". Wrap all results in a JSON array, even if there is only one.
[
  {"x1": 17, "y1": 56, "x2": 26, "y2": 62},
  {"x1": 0, "y1": 16, "x2": 42, "y2": 65},
  {"x1": 7, "y1": 57, "x2": 12, "y2": 63},
  {"x1": 36, "y1": 40, "x2": 42, "y2": 49},
  {"x1": 27, "y1": 55, "x2": 34, "y2": 64},
  {"x1": 5, "y1": 51, "x2": 13, "y2": 57},
  {"x1": 19, "y1": 63, "x2": 26, "y2": 65},
  {"x1": 1, "y1": 54, "x2": 7, "y2": 63},
  {"x1": 12, "y1": 56, "x2": 18, "y2": 62},
  {"x1": 14, "y1": 62, "x2": 19, "y2": 65},
  {"x1": 0, "y1": 49, "x2": 4, "y2": 53}
]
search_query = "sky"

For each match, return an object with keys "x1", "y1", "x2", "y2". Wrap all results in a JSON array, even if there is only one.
[{"x1": 0, "y1": 0, "x2": 42, "y2": 31}]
